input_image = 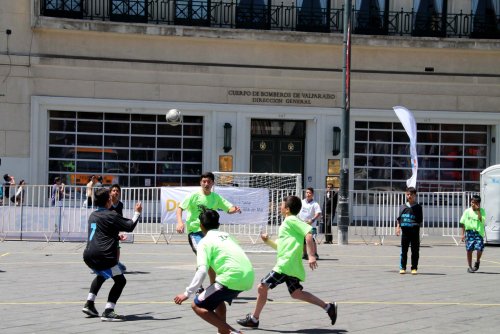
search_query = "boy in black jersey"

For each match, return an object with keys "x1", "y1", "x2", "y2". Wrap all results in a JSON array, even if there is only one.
[
  {"x1": 395, "y1": 187, "x2": 423, "y2": 275},
  {"x1": 82, "y1": 187, "x2": 142, "y2": 321}
]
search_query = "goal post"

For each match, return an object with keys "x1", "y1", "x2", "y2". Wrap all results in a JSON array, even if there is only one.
[{"x1": 213, "y1": 172, "x2": 302, "y2": 244}]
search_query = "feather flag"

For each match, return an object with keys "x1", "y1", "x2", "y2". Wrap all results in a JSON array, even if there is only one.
[{"x1": 393, "y1": 106, "x2": 418, "y2": 188}]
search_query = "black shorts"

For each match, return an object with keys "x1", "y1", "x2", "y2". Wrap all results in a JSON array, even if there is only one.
[
  {"x1": 261, "y1": 270, "x2": 303, "y2": 294},
  {"x1": 193, "y1": 282, "x2": 241, "y2": 311}
]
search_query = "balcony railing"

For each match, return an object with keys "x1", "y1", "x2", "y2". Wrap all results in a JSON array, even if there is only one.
[{"x1": 40, "y1": 0, "x2": 500, "y2": 39}]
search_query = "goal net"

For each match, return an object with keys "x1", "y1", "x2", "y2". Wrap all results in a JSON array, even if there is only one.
[{"x1": 213, "y1": 172, "x2": 302, "y2": 247}]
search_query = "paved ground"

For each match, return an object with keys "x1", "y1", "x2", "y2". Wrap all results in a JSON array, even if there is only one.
[{"x1": 1, "y1": 236, "x2": 500, "y2": 333}]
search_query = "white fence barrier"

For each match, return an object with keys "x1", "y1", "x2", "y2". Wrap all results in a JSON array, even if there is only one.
[{"x1": 0, "y1": 185, "x2": 473, "y2": 244}]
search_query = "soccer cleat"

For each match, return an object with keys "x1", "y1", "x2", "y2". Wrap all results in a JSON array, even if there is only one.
[
  {"x1": 236, "y1": 313, "x2": 259, "y2": 328},
  {"x1": 327, "y1": 302, "x2": 338, "y2": 326},
  {"x1": 411, "y1": 269, "x2": 417, "y2": 275},
  {"x1": 474, "y1": 261, "x2": 480, "y2": 271},
  {"x1": 399, "y1": 269, "x2": 406, "y2": 274},
  {"x1": 101, "y1": 309, "x2": 125, "y2": 322},
  {"x1": 82, "y1": 301, "x2": 99, "y2": 317}
]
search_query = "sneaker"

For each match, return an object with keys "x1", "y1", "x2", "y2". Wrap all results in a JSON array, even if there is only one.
[
  {"x1": 327, "y1": 302, "x2": 338, "y2": 325},
  {"x1": 82, "y1": 301, "x2": 98, "y2": 317},
  {"x1": 101, "y1": 309, "x2": 125, "y2": 322},
  {"x1": 236, "y1": 313, "x2": 259, "y2": 328},
  {"x1": 399, "y1": 269, "x2": 406, "y2": 274},
  {"x1": 467, "y1": 267, "x2": 475, "y2": 273},
  {"x1": 474, "y1": 261, "x2": 480, "y2": 271},
  {"x1": 411, "y1": 269, "x2": 417, "y2": 275},
  {"x1": 118, "y1": 262, "x2": 127, "y2": 272},
  {"x1": 196, "y1": 287, "x2": 205, "y2": 295}
]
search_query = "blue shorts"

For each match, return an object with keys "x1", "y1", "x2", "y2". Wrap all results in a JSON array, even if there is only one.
[
  {"x1": 188, "y1": 231, "x2": 204, "y2": 254},
  {"x1": 465, "y1": 230, "x2": 484, "y2": 252},
  {"x1": 92, "y1": 264, "x2": 123, "y2": 280},
  {"x1": 260, "y1": 270, "x2": 303, "y2": 295},
  {"x1": 193, "y1": 282, "x2": 241, "y2": 311}
]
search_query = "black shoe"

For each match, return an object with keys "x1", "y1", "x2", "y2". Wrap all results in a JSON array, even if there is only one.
[
  {"x1": 236, "y1": 313, "x2": 259, "y2": 328},
  {"x1": 101, "y1": 309, "x2": 125, "y2": 322},
  {"x1": 82, "y1": 301, "x2": 99, "y2": 317},
  {"x1": 196, "y1": 287, "x2": 205, "y2": 296},
  {"x1": 302, "y1": 254, "x2": 308, "y2": 260},
  {"x1": 327, "y1": 302, "x2": 338, "y2": 325},
  {"x1": 474, "y1": 261, "x2": 480, "y2": 271},
  {"x1": 467, "y1": 267, "x2": 475, "y2": 273}
]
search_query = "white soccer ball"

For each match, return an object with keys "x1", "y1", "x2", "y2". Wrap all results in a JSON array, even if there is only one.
[{"x1": 165, "y1": 109, "x2": 182, "y2": 126}]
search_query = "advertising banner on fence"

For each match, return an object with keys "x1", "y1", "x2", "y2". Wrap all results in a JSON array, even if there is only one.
[{"x1": 161, "y1": 187, "x2": 269, "y2": 225}]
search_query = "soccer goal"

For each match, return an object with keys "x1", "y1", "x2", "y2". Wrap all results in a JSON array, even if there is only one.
[{"x1": 213, "y1": 172, "x2": 302, "y2": 246}]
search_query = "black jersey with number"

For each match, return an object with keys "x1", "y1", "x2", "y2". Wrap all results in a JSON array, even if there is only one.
[{"x1": 83, "y1": 208, "x2": 138, "y2": 270}]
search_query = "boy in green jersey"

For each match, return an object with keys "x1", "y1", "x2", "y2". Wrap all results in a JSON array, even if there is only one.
[
  {"x1": 174, "y1": 208, "x2": 254, "y2": 334},
  {"x1": 237, "y1": 195, "x2": 337, "y2": 329},
  {"x1": 460, "y1": 194, "x2": 486, "y2": 273},
  {"x1": 176, "y1": 172, "x2": 241, "y2": 254}
]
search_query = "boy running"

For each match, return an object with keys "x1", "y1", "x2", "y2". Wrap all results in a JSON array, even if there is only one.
[
  {"x1": 82, "y1": 188, "x2": 142, "y2": 321},
  {"x1": 174, "y1": 208, "x2": 254, "y2": 334},
  {"x1": 237, "y1": 195, "x2": 337, "y2": 329},
  {"x1": 176, "y1": 172, "x2": 241, "y2": 255}
]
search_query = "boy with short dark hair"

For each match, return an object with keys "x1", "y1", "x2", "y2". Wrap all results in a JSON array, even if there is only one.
[
  {"x1": 237, "y1": 195, "x2": 337, "y2": 329},
  {"x1": 460, "y1": 194, "x2": 486, "y2": 273},
  {"x1": 82, "y1": 187, "x2": 142, "y2": 321},
  {"x1": 396, "y1": 187, "x2": 423, "y2": 275},
  {"x1": 174, "y1": 208, "x2": 254, "y2": 334}
]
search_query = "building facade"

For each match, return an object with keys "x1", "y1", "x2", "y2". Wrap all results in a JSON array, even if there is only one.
[{"x1": 0, "y1": 0, "x2": 499, "y2": 191}]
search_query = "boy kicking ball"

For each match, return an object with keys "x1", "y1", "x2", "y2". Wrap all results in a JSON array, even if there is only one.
[
  {"x1": 237, "y1": 195, "x2": 337, "y2": 329},
  {"x1": 174, "y1": 208, "x2": 254, "y2": 334}
]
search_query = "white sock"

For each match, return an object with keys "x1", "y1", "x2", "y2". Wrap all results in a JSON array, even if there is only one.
[
  {"x1": 87, "y1": 293, "x2": 96, "y2": 302},
  {"x1": 105, "y1": 302, "x2": 116, "y2": 310},
  {"x1": 251, "y1": 314, "x2": 259, "y2": 322},
  {"x1": 324, "y1": 304, "x2": 331, "y2": 312}
]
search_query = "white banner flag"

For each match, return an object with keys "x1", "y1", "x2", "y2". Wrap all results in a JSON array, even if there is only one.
[
  {"x1": 160, "y1": 187, "x2": 269, "y2": 225},
  {"x1": 393, "y1": 106, "x2": 418, "y2": 188}
]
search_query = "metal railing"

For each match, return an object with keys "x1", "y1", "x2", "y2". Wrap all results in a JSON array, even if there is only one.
[
  {"x1": 39, "y1": 0, "x2": 500, "y2": 38},
  {"x1": 1, "y1": 184, "x2": 472, "y2": 244}
]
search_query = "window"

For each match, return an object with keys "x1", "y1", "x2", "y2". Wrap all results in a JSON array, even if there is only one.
[
  {"x1": 175, "y1": 0, "x2": 211, "y2": 26},
  {"x1": 296, "y1": 0, "x2": 330, "y2": 32},
  {"x1": 353, "y1": 121, "x2": 488, "y2": 192},
  {"x1": 354, "y1": 0, "x2": 388, "y2": 35},
  {"x1": 42, "y1": 0, "x2": 83, "y2": 19},
  {"x1": 48, "y1": 111, "x2": 203, "y2": 187},
  {"x1": 412, "y1": 0, "x2": 447, "y2": 37},
  {"x1": 472, "y1": 0, "x2": 500, "y2": 38},
  {"x1": 236, "y1": 0, "x2": 270, "y2": 29},
  {"x1": 110, "y1": 0, "x2": 148, "y2": 23}
]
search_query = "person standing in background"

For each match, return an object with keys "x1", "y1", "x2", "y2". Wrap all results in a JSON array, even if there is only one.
[
  {"x1": 460, "y1": 194, "x2": 486, "y2": 273},
  {"x1": 396, "y1": 187, "x2": 423, "y2": 275},
  {"x1": 322, "y1": 184, "x2": 338, "y2": 244},
  {"x1": 298, "y1": 187, "x2": 321, "y2": 260}
]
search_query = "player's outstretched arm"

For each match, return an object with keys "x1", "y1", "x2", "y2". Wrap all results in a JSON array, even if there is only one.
[
  {"x1": 176, "y1": 207, "x2": 185, "y2": 233},
  {"x1": 228, "y1": 205, "x2": 241, "y2": 214},
  {"x1": 261, "y1": 232, "x2": 277, "y2": 250}
]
